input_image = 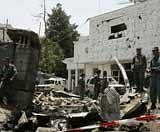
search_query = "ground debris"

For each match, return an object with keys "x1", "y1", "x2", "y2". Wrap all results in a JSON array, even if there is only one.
[
  {"x1": 36, "y1": 127, "x2": 56, "y2": 132},
  {"x1": 33, "y1": 91, "x2": 98, "y2": 114}
]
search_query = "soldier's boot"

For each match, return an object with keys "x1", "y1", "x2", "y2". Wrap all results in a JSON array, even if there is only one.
[
  {"x1": 135, "y1": 87, "x2": 140, "y2": 93},
  {"x1": 2, "y1": 96, "x2": 8, "y2": 105},
  {"x1": 150, "y1": 103, "x2": 156, "y2": 110}
]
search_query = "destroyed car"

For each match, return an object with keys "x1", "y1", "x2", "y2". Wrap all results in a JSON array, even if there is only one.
[
  {"x1": 86, "y1": 76, "x2": 126, "y2": 95},
  {"x1": 35, "y1": 77, "x2": 66, "y2": 91}
]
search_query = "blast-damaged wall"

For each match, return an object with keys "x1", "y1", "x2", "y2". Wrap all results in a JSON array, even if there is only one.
[
  {"x1": 67, "y1": 0, "x2": 160, "y2": 84},
  {"x1": 88, "y1": 0, "x2": 160, "y2": 63},
  {"x1": 0, "y1": 28, "x2": 40, "y2": 109},
  {"x1": 74, "y1": 0, "x2": 160, "y2": 65}
]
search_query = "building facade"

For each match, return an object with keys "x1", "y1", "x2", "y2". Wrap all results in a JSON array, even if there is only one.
[{"x1": 64, "y1": 0, "x2": 160, "y2": 90}]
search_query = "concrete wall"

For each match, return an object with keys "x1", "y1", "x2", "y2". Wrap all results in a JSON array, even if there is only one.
[
  {"x1": 74, "y1": 36, "x2": 90, "y2": 63},
  {"x1": 65, "y1": 0, "x2": 160, "y2": 84},
  {"x1": 0, "y1": 29, "x2": 12, "y2": 42},
  {"x1": 74, "y1": 0, "x2": 159, "y2": 65},
  {"x1": 88, "y1": 0, "x2": 159, "y2": 63}
]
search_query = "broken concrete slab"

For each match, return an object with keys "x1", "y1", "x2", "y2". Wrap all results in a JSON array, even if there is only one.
[
  {"x1": 33, "y1": 91, "x2": 98, "y2": 114},
  {"x1": 51, "y1": 90, "x2": 80, "y2": 98},
  {"x1": 36, "y1": 127, "x2": 56, "y2": 132},
  {"x1": 0, "y1": 107, "x2": 11, "y2": 123}
]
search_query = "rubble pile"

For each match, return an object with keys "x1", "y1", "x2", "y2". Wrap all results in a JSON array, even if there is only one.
[
  {"x1": 31, "y1": 91, "x2": 101, "y2": 131},
  {"x1": 0, "y1": 89, "x2": 150, "y2": 131},
  {"x1": 0, "y1": 107, "x2": 11, "y2": 129},
  {"x1": 33, "y1": 91, "x2": 98, "y2": 114}
]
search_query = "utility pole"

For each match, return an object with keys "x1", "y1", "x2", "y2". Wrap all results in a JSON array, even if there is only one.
[
  {"x1": 98, "y1": 0, "x2": 101, "y2": 13},
  {"x1": 43, "y1": 0, "x2": 47, "y2": 36},
  {"x1": 6, "y1": 19, "x2": 8, "y2": 28},
  {"x1": 38, "y1": 22, "x2": 42, "y2": 36}
]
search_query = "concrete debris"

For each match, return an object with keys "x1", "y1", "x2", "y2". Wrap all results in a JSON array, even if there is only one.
[
  {"x1": 50, "y1": 119, "x2": 67, "y2": 131},
  {"x1": 31, "y1": 88, "x2": 150, "y2": 131},
  {"x1": 17, "y1": 111, "x2": 28, "y2": 126},
  {"x1": 67, "y1": 111, "x2": 102, "y2": 129},
  {"x1": 0, "y1": 107, "x2": 12, "y2": 130},
  {"x1": 122, "y1": 102, "x2": 147, "y2": 119},
  {"x1": 51, "y1": 90, "x2": 80, "y2": 98},
  {"x1": 0, "y1": 88, "x2": 150, "y2": 131},
  {"x1": 0, "y1": 107, "x2": 11, "y2": 123},
  {"x1": 36, "y1": 127, "x2": 56, "y2": 132},
  {"x1": 33, "y1": 91, "x2": 98, "y2": 114},
  {"x1": 119, "y1": 123, "x2": 150, "y2": 132}
]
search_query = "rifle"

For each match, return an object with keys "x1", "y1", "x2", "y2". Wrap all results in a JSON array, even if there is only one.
[
  {"x1": 151, "y1": 66, "x2": 160, "y2": 71},
  {"x1": 0, "y1": 81, "x2": 3, "y2": 89}
]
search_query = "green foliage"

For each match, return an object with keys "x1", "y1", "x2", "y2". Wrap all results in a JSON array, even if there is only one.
[
  {"x1": 39, "y1": 3, "x2": 79, "y2": 77},
  {"x1": 39, "y1": 38, "x2": 64, "y2": 73},
  {"x1": 46, "y1": 3, "x2": 79, "y2": 58}
]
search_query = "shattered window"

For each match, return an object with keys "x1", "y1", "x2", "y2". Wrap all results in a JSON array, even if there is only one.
[
  {"x1": 108, "y1": 23, "x2": 127, "y2": 40},
  {"x1": 111, "y1": 23, "x2": 127, "y2": 33}
]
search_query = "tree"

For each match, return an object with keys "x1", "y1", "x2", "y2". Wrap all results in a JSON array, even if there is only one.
[
  {"x1": 39, "y1": 38, "x2": 65, "y2": 75},
  {"x1": 46, "y1": 3, "x2": 79, "y2": 58}
]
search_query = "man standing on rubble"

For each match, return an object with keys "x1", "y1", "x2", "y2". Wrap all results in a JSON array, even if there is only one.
[
  {"x1": 0, "y1": 57, "x2": 17, "y2": 105},
  {"x1": 93, "y1": 70, "x2": 101, "y2": 100},
  {"x1": 150, "y1": 47, "x2": 160, "y2": 110},
  {"x1": 78, "y1": 73, "x2": 85, "y2": 100},
  {"x1": 132, "y1": 48, "x2": 147, "y2": 93}
]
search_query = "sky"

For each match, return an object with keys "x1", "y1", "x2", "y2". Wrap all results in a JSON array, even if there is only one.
[{"x1": 0, "y1": 0, "x2": 132, "y2": 36}]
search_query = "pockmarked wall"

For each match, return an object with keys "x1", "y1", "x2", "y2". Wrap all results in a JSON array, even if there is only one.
[{"x1": 76, "y1": 0, "x2": 160, "y2": 64}]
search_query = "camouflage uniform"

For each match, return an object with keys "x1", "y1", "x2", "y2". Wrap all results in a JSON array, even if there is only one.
[
  {"x1": 101, "y1": 71, "x2": 108, "y2": 93},
  {"x1": 94, "y1": 74, "x2": 101, "y2": 100},
  {"x1": 133, "y1": 54, "x2": 147, "y2": 92},
  {"x1": 0, "y1": 63, "x2": 17, "y2": 104},
  {"x1": 78, "y1": 76, "x2": 85, "y2": 100},
  {"x1": 150, "y1": 55, "x2": 160, "y2": 106}
]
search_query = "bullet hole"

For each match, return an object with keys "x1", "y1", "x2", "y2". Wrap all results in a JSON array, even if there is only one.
[
  {"x1": 105, "y1": 19, "x2": 110, "y2": 22},
  {"x1": 137, "y1": 36, "x2": 140, "y2": 39},
  {"x1": 128, "y1": 44, "x2": 131, "y2": 48},
  {"x1": 139, "y1": 15, "x2": 142, "y2": 20},
  {"x1": 97, "y1": 24, "x2": 99, "y2": 27},
  {"x1": 126, "y1": 38, "x2": 129, "y2": 41}
]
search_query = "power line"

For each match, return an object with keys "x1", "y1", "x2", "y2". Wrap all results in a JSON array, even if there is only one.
[{"x1": 77, "y1": 18, "x2": 89, "y2": 30}]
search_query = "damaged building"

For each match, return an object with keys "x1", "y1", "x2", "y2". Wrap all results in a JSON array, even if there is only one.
[
  {"x1": 64, "y1": 0, "x2": 160, "y2": 90},
  {"x1": 0, "y1": 23, "x2": 40, "y2": 109}
]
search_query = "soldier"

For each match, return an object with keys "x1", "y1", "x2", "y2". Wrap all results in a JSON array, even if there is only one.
[
  {"x1": 78, "y1": 73, "x2": 85, "y2": 100},
  {"x1": 150, "y1": 47, "x2": 160, "y2": 109},
  {"x1": 101, "y1": 71, "x2": 108, "y2": 93},
  {"x1": 132, "y1": 48, "x2": 147, "y2": 93},
  {"x1": 93, "y1": 70, "x2": 101, "y2": 100},
  {"x1": 0, "y1": 57, "x2": 17, "y2": 105}
]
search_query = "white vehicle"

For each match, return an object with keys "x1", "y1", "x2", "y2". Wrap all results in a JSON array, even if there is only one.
[
  {"x1": 36, "y1": 77, "x2": 66, "y2": 91},
  {"x1": 86, "y1": 76, "x2": 126, "y2": 95}
]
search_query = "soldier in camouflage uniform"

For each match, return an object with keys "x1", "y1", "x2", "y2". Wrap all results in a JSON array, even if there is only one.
[
  {"x1": 0, "y1": 57, "x2": 17, "y2": 105},
  {"x1": 93, "y1": 70, "x2": 101, "y2": 100},
  {"x1": 78, "y1": 73, "x2": 85, "y2": 100},
  {"x1": 132, "y1": 48, "x2": 147, "y2": 93},
  {"x1": 101, "y1": 71, "x2": 108, "y2": 93},
  {"x1": 150, "y1": 47, "x2": 160, "y2": 109}
]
